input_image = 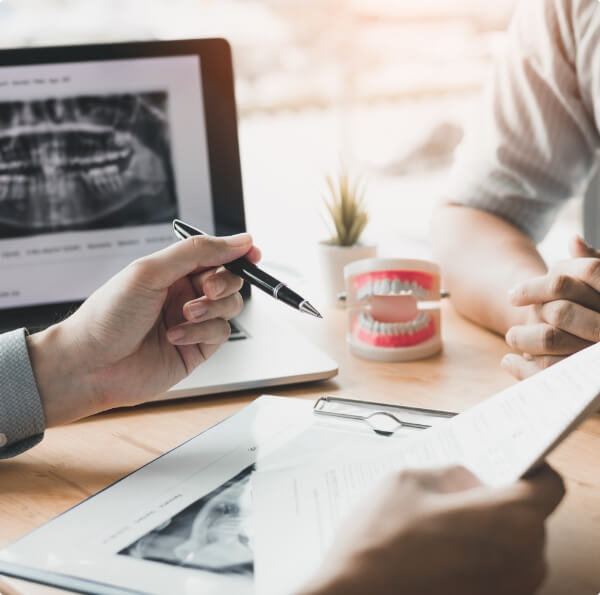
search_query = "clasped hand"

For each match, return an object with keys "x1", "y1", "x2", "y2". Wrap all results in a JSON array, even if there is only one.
[{"x1": 503, "y1": 236, "x2": 600, "y2": 379}]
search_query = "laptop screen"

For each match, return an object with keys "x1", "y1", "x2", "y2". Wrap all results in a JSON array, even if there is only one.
[{"x1": 0, "y1": 54, "x2": 214, "y2": 309}]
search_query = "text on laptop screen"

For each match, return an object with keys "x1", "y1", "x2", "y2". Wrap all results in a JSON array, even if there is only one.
[{"x1": 0, "y1": 55, "x2": 214, "y2": 309}]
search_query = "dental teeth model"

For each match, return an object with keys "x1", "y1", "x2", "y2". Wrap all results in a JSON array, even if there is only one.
[{"x1": 344, "y1": 258, "x2": 442, "y2": 362}]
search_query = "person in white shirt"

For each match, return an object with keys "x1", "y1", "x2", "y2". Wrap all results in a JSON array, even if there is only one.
[{"x1": 432, "y1": 0, "x2": 600, "y2": 379}]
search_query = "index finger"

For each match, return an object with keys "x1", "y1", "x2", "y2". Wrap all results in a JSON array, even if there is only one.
[
  {"x1": 130, "y1": 234, "x2": 256, "y2": 291},
  {"x1": 510, "y1": 259, "x2": 600, "y2": 309}
]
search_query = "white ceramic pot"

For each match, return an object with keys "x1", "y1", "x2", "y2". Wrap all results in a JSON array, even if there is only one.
[{"x1": 318, "y1": 241, "x2": 377, "y2": 306}]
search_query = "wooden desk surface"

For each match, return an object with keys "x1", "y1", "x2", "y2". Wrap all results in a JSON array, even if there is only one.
[{"x1": 1, "y1": 302, "x2": 599, "y2": 595}]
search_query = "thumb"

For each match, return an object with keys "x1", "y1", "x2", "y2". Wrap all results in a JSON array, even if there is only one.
[
  {"x1": 569, "y1": 235, "x2": 600, "y2": 259},
  {"x1": 482, "y1": 464, "x2": 565, "y2": 519},
  {"x1": 131, "y1": 234, "x2": 254, "y2": 290}
]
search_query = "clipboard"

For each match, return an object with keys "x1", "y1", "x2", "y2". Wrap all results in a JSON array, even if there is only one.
[
  {"x1": 313, "y1": 395, "x2": 456, "y2": 435},
  {"x1": 0, "y1": 395, "x2": 454, "y2": 595}
]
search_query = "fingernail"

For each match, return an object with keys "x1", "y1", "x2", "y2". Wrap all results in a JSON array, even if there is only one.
[
  {"x1": 167, "y1": 327, "x2": 185, "y2": 343},
  {"x1": 226, "y1": 233, "x2": 251, "y2": 246},
  {"x1": 188, "y1": 302, "x2": 208, "y2": 321}
]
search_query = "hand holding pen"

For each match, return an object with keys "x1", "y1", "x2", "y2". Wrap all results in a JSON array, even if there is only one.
[
  {"x1": 173, "y1": 219, "x2": 322, "y2": 318},
  {"x1": 33, "y1": 231, "x2": 263, "y2": 426}
]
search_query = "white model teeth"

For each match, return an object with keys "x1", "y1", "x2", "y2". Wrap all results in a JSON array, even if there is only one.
[
  {"x1": 356, "y1": 279, "x2": 430, "y2": 300},
  {"x1": 358, "y1": 311, "x2": 430, "y2": 334}
]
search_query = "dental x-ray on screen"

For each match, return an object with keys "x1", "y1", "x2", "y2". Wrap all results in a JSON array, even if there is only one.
[{"x1": 0, "y1": 92, "x2": 178, "y2": 238}]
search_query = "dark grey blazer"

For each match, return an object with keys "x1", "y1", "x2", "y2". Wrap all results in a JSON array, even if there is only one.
[{"x1": 0, "y1": 329, "x2": 45, "y2": 458}]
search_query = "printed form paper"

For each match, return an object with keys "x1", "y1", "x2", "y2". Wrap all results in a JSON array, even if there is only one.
[{"x1": 252, "y1": 342, "x2": 600, "y2": 595}]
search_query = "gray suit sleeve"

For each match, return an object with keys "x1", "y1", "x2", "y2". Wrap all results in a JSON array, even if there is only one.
[{"x1": 0, "y1": 328, "x2": 46, "y2": 457}]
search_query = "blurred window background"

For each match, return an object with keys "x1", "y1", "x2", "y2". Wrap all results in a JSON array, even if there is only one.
[{"x1": 0, "y1": 0, "x2": 575, "y2": 270}]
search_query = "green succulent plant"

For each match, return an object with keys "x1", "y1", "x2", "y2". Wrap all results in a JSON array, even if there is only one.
[{"x1": 322, "y1": 171, "x2": 369, "y2": 247}]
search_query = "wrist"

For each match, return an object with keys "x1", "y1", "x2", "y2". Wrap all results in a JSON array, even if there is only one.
[{"x1": 27, "y1": 323, "x2": 98, "y2": 426}]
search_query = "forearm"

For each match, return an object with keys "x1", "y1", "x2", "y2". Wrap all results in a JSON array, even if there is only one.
[{"x1": 431, "y1": 204, "x2": 547, "y2": 335}]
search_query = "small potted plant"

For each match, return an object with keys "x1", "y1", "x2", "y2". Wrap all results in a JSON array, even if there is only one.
[{"x1": 319, "y1": 170, "x2": 376, "y2": 305}]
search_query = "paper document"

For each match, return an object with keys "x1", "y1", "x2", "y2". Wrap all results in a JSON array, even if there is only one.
[{"x1": 252, "y1": 342, "x2": 600, "y2": 595}]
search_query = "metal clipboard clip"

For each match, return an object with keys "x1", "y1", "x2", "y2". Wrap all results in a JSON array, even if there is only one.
[{"x1": 313, "y1": 395, "x2": 457, "y2": 437}]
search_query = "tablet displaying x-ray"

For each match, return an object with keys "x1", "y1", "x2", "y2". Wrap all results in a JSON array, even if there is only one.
[
  {"x1": 0, "y1": 52, "x2": 215, "y2": 309},
  {"x1": 0, "y1": 395, "x2": 441, "y2": 594}
]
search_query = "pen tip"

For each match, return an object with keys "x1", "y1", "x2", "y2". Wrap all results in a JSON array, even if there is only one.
[{"x1": 300, "y1": 301, "x2": 323, "y2": 319}]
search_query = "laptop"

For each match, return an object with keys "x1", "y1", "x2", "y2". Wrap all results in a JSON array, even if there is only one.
[{"x1": 0, "y1": 38, "x2": 338, "y2": 398}]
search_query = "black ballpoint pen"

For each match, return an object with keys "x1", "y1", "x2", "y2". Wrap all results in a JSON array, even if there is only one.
[{"x1": 172, "y1": 219, "x2": 323, "y2": 318}]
